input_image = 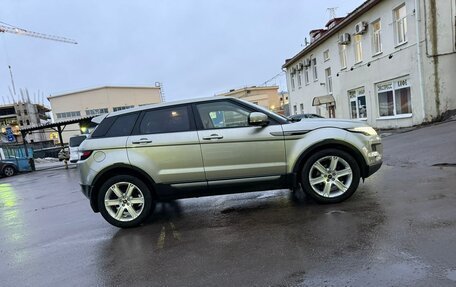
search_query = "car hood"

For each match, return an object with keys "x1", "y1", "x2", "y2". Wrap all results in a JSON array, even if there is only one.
[{"x1": 282, "y1": 118, "x2": 368, "y2": 131}]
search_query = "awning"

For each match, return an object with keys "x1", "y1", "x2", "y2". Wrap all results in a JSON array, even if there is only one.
[{"x1": 312, "y1": 95, "x2": 335, "y2": 106}]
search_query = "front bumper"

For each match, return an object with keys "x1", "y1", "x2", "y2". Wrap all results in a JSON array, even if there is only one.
[{"x1": 365, "y1": 161, "x2": 382, "y2": 178}]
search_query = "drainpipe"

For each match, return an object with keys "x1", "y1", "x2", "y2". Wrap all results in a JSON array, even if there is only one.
[{"x1": 415, "y1": 0, "x2": 426, "y2": 122}]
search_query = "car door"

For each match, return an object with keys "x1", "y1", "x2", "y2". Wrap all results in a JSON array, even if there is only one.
[
  {"x1": 126, "y1": 105, "x2": 207, "y2": 193},
  {"x1": 193, "y1": 99, "x2": 286, "y2": 184}
]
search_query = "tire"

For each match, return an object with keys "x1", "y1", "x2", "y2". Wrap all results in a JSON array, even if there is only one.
[
  {"x1": 98, "y1": 175, "x2": 154, "y2": 228},
  {"x1": 3, "y1": 166, "x2": 16, "y2": 177},
  {"x1": 300, "y1": 149, "x2": 360, "y2": 204}
]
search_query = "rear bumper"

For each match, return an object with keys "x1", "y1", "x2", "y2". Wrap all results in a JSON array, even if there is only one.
[
  {"x1": 365, "y1": 161, "x2": 382, "y2": 178},
  {"x1": 80, "y1": 184, "x2": 92, "y2": 199}
]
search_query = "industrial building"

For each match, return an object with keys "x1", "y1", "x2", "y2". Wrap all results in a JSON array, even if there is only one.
[{"x1": 47, "y1": 85, "x2": 163, "y2": 142}]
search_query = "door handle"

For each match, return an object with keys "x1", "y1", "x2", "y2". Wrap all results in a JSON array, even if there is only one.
[
  {"x1": 202, "y1": 134, "x2": 223, "y2": 140},
  {"x1": 132, "y1": 138, "x2": 152, "y2": 144}
]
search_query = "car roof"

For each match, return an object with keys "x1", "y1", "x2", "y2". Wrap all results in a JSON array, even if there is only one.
[{"x1": 103, "y1": 96, "x2": 231, "y2": 118}]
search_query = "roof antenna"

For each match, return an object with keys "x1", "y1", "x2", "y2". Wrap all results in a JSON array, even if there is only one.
[{"x1": 327, "y1": 7, "x2": 338, "y2": 19}]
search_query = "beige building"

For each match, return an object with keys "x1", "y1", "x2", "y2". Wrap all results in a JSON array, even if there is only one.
[
  {"x1": 48, "y1": 86, "x2": 162, "y2": 142},
  {"x1": 216, "y1": 86, "x2": 287, "y2": 114}
]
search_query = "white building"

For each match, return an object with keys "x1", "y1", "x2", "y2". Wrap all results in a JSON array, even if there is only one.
[{"x1": 283, "y1": 0, "x2": 456, "y2": 129}]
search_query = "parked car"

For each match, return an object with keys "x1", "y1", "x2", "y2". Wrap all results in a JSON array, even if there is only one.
[
  {"x1": 290, "y1": 113, "x2": 324, "y2": 120},
  {"x1": 78, "y1": 97, "x2": 383, "y2": 228},
  {"x1": 0, "y1": 161, "x2": 18, "y2": 177},
  {"x1": 69, "y1": 135, "x2": 88, "y2": 163}
]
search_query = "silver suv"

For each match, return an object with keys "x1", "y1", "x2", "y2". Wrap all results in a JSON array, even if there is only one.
[{"x1": 79, "y1": 97, "x2": 382, "y2": 228}]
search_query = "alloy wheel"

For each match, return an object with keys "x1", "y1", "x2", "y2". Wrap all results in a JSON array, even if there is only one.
[
  {"x1": 308, "y1": 155, "x2": 353, "y2": 198},
  {"x1": 104, "y1": 182, "x2": 145, "y2": 222}
]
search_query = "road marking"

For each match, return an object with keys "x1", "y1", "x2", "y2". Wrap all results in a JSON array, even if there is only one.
[
  {"x1": 157, "y1": 226, "x2": 166, "y2": 249},
  {"x1": 170, "y1": 222, "x2": 181, "y2": 240}
]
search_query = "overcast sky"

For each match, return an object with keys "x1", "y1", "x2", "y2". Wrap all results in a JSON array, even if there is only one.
[{"x1": 0, "y1": 0, "x2": 363, "y2": 104}]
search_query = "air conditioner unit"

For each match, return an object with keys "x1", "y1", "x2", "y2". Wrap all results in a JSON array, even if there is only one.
[
  {"x1": 303, "y1": 58, "x2": 311, "y2": 67},
  {"x1": 354, "y1": 21, "x2": 367, "y2": 34},
  {"x1": 339, "y1": 33, "x2": 351, "y2": 45}
]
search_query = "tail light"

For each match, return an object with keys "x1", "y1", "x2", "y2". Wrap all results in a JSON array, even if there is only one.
[{"x1": 80, "y1": 150, "x2": 93, "y2": 161}]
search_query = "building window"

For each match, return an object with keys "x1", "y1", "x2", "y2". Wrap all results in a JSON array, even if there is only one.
[
  {"x1": 293, "y1": 105, "x2": 298, "y2": 115},
  {"x1": 290, "y1": 72, "x2": 296, "y2": 91},
  {"x1": 372, "y1": 20, "x2": 382, "y2": 55},
  {"x1": 339, "y1": 44, "x2": 347, "y2": 69},
  {"x1": 297, "y1": 69, "x2": 302, "y2": 88},
  {"x1": 349, "y1": 87, "x2": 367, "y2": 119},
  {"x1": 113, "y1": 105, "x2": 134, "y2": 112},
  {"x1": 354, "y1": 34, "x2": 363, "y2": 63},
  {"x1": 86, "y1": 108, "x2": 109, "y2": 116},
  {"x1": 394, "y1": 4, "x2": 407, "y2": 45},
  {"x1": 56, "y1": 111, "x2": 81, "y2": 119},
  {"x1": 304, "y1": 66, "x2": 310, "y2": 84},
  {"x1": 377, "y1": 78, "x2": 412, "y2": 117},
  {"x1": 300, "y1": 103, "x2": 304, "y2": 113},
  {"x1": 323, "y1": 50, "x2": 330, "y2": 61},
  {"x1": 311, "y1": 57, "x2": 318, "y2": 81},
  {"x1": 24, "y1": 110, "x2": 28, "y2": 115},
  {"x1": 26, "y1": 120, "x2": 30, "y2": 125},
  {"x1": 325, "y1": 68, "x2": 332, "y2": 94},
  {"x1": 19, "y1": 120, "x2": 23, "y2": 126}
]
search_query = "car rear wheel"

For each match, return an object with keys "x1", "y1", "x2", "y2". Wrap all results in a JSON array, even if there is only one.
[
  {"x1": 98, "y1": 175, "x2": 154, "y2": 228},
  {"x1": 3, "y1": 166, "x2": 16, "y2": 177},
  {"x1": 301, "y1": 149, "x2": 360, "y2": 204}
]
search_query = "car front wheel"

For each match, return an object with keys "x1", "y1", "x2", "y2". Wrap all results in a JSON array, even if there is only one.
[
  {"x1": 301, "y1": 149, "x2": 360, "y2": 204},
  {"x1": 98, "y1": 175, "x2": 154, "y2": 228}
]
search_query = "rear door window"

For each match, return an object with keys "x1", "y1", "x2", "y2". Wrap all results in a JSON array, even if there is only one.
[{"x1": 138, "y1": 106, "x2": 192, "y2": 134}]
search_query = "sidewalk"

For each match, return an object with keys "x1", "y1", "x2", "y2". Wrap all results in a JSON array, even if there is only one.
[
  {"x1": 33, "y1": 158, "x2": 77, "y2": 171},
  {"x1": 378, "y1": 114, "x2": 456, "y2": 138}
]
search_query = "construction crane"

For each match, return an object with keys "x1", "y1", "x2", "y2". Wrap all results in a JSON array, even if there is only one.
[{"x1": 0, "y1": 22, "x2": 77, "y2": 44}]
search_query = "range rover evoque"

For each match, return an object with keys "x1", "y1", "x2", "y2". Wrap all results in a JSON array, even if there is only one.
[{"x1": 79, "y1": 97, "x2": 382, "y2": 228}]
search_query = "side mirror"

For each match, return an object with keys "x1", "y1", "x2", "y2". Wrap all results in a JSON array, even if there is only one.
[{"x1": 248, "y1": 112, "x2": 269, "y2": 127}]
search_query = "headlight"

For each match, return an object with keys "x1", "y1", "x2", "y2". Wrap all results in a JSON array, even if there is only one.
[{"x1": 348, "y1": 126, "x2": 377, "y2": 136}]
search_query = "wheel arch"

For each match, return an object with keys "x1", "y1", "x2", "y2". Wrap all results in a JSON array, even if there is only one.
[
  {"x1": 90, "y1": 164, "x2": 157, "y2": 212},
  {"x1": 2, "y1": 164, "x2": 17, "y2": 173},
  {"x1": 292, "y1": 139, "x2": 368, "y2": 181}
]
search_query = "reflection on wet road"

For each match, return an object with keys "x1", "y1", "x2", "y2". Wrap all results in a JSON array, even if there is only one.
[{"x1": 1, "y1": 121, "x2": 456, "y2": 286}]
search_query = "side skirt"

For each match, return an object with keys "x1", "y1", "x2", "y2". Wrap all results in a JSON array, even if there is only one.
[{"x1": 154, "y1": 174, "x2": 295, "y2": 201}]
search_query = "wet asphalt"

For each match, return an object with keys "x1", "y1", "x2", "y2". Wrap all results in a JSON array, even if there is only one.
[{"x1": 1, "y1": 121, "x2": 456, "y2": 287}]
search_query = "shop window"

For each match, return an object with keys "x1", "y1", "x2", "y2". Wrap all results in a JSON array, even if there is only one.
[{"x1": 377, "y1": 78, "x2": 412, "y2": 117}]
